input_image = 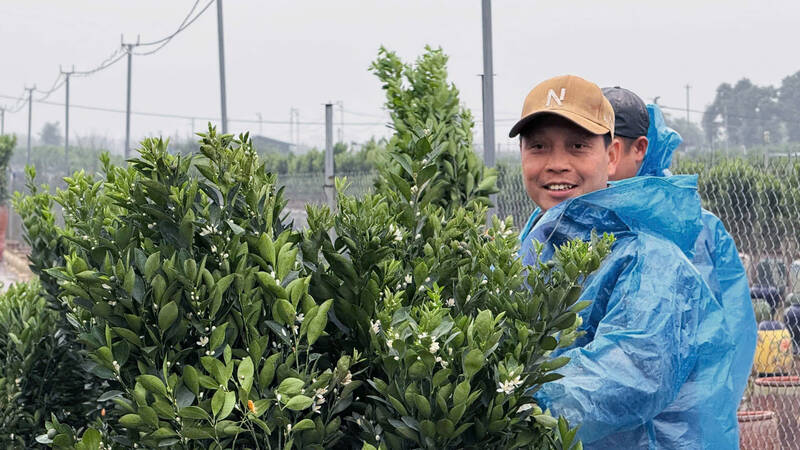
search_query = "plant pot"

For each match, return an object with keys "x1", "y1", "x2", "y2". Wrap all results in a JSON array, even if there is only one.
[
  {"x1": 751, "y1": 376, "x2": 800, "y2": 449},
  {"x1": 754, "y1": 321, "x2": 794, "y2": 375},
  {"x1": 0, "y1": 205, "x2": 8, "y2": 262},
  {"x1": 738, "y1": 411, "x2": 780, "y2": 450}
]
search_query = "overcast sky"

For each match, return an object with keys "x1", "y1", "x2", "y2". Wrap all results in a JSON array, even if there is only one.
[{"x1": 2, "y1": 0, "x2": 799, "y2": 153}]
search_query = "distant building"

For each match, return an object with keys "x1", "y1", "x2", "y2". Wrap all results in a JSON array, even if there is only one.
[{"x1": 251, "y1": 135, "x2": 293, "y2": 154}]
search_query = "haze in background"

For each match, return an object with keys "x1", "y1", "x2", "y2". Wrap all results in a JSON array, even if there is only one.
[{"x1": 2, "y1": 0, "x2": 798, "y2": 152}]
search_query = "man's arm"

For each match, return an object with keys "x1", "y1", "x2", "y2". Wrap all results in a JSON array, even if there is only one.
[{"x1": 534, "y1": 244, "x2": 717, "y2": 443}]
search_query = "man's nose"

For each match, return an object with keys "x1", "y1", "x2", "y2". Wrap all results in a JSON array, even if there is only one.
[{"x1": 543, "y1": 148, "x2": 570, "y2": 172}]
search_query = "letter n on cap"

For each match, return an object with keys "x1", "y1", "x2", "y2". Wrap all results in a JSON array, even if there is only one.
[{"x1": 546, "y1": 88, "x2": 566, "y2": 107}]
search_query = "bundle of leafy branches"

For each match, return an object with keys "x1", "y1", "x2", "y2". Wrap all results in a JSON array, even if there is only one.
[{"x1": 10, "y1": 47, "x2": 612, "y2": 449}]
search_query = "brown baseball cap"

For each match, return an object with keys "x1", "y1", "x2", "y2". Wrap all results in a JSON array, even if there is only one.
[{"x1": 509, "y1": 75, "x2": 615, "y2": 138}]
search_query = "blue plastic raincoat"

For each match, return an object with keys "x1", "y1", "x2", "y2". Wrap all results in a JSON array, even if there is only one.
[
  {"x1": 639, "y1": 104, "x2": 755, "y2": 409},
  {"x1": 520, "y1": 104, "x2": 755, "y2": 410},
  {"x1": 520, "y1": 176, "x2": 738, "y2": 448}
]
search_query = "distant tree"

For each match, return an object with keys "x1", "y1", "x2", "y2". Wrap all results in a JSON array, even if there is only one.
[
  {"x1": 38, "y1": 121, "x2": 62, "y2": 146},
  {"x1": 664, "y1": 114, "x2": 704, "y2": 149},
  {"x1": 778, "y1": 70, "x2": 800, "y2": 142},
  {"x1": 703, "y1": 79, "x2": 781, "y2": 147}
]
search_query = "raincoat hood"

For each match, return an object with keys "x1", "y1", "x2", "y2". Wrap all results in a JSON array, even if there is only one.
[
  {"x1": 531, "y1": 175, "x2": 703, "y2": 258},
  {"x1": 636, "y1": 104, "x2": 682, "y2": 177}
]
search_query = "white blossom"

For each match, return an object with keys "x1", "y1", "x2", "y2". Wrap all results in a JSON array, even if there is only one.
[
  {"x1": 296, "y1": 313, "x2": 305, "y2": 323},
  {"x1": 197, "y1": 336, "x2": 209, "y2": 347},
  {"x1": 496, "y1": 376, "x2": 524, "y2": 395},
  {"x1": 446, "y1": 298, "x2": 455, "y2": 307},
  {"x1": 429, "y1": 341, "x2": 440, "y2": 353},
  {"x1": 405, "y1": 274, "x2": 413, "y2": 284},
  {"x1": 371, "y1": 320, "x2": 381, "y2": 334},
  {"x1": 342, "y1": 371, "x2": 353, "y2": 385}
]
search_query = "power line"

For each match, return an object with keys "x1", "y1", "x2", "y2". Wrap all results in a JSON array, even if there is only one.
[
  {"x1": 34, "y1": 73, "x2": 65, "y2": 101},
  {"x1": 72, "y1": 47, "x2": 128, "y2": 78},
  {"x1": 0, "y1": 93, "x2": 387, "y2": 125},
  {"x1": 134, "y1": 0, "x2": 215, "y2": 55}
]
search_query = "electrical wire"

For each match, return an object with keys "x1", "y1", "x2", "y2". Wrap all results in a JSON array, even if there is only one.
[
  {"x1": 3, "y1": 90, "x2": 28, "y2": 113},
  {"x1": 0, "y1": 93, "x2": 388, "y2": 125},
  {"x1": 72, "y1": 47, "x2": 127, "y2": 78},
  {"x1": 133, "y1": 0, "x2": 214, "y2": 55}
]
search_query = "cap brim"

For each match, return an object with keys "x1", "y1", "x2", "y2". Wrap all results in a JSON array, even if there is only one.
[{"x1": 508, "y1": 110, "x2": 611, "y2": 138}]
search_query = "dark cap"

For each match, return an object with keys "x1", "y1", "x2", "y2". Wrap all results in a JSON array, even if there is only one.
[{"x1": 601, "y1": 87, "x2": 648, "y2": 139}]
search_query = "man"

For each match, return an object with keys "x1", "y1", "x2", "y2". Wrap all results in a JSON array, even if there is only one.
[
  {"x1": 512, "y1": 75, "x2": 738, "y2": 448},
  {"x1": 603, "y1": 86, "x2": 756, "y2": 412}
]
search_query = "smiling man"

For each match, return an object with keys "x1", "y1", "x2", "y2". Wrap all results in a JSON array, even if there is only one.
[{"x1": 513, "y1": 75, "x2": 739, "y2": 449}]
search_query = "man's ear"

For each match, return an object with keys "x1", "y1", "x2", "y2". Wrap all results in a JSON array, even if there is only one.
[
  {"x1": 607, "y1": 137, "x2": 622, "y2": 179},
  {"x1": 633, "y1": 136, "x2": 649, "y2": 164}
]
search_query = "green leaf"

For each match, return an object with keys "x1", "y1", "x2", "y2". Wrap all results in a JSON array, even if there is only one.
[
  {"x1": 209, "y1": 323, "x2": 229, "y2": 350},
  {"x1": 183, "y1": 366, "x2": 199, "y2": 396},
  {"x1": 276, "y1": 243, "x2": 298, "y2": 281},
  {"x1": 534, "y1": 414, "x2": 559, "y2": 428},
  {"x1": 285, "y1": 394, "x2": 313, "y2": 411},
  {"x1": 179, "y1": 406, "x2": 210, "y2": 420},
  {"x1": 463, "y1": 349, "x2": 484, "y2": 379},
  {"x1": 219, "y1": 390, "x2": 236, "y2": 419},
  {"x1": 259, "y1": 353, "x2": 281, "y2": 387},
  {"x1": 540, "y1": 356, "x2": 571, "y2": 372},
  {"x1": 79, "y1": 428, "x2": 101, "y2": 449},
  {"x1": 137, "y1": 374, "x2": 168, "y2": 398},
  {"x1": 413, "y1": 394, "x2": 431, "y2": 419},
  {"x1": 119, "y1": 413, "x2": 145, "y2": 430},
  {"x1": 145, "y1": 251, "x2": 161, "y2": 282},
  {"x1": 307, "y1": 299, "x2": 332, "y2": 345},
  {"x1": 211, "y1": 389, "x2": 225, "y2": 417},
  {"x1": 258, "y1": 233, "x2": 276, "y2": 265},
  {"x1": 237, "y1": 357, "x2": 254, "y2": 392},
  {"x1": 389, "y1": 151, "x2": 414, "y2": 177},
  {"x1": 272, "y1": 298, "x2": 296, "y2": 325},
  {"x1": 293, "y1": 418, "x2": 316, "y2": 432},
  {"x1": 453, "y1": 380, "x2": 470, "y2": 406},
  {"x1": 158, "y1": 301, "x2": 179, "y2": 331},
  {"x1": 277, "y1": 377, "x2": 304, "y2": 396},
  {"x1": 477, "y1": 175, "x2": 497, "y2": 192}
]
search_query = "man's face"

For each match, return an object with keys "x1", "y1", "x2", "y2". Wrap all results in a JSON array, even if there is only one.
[
  {"x1": 520, "y1": 115, "x2": 620, "y2": 211},
  {"x1": 609, "y1": 136, "x2": 648, "y2": 181}
]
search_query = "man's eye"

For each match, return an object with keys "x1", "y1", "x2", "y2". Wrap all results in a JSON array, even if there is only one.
[
  {"x1": 573, "y1": 143, "x2": 587, "y2": 149},
  {"x1": 529, "y1": 143, "x2": 544, "y2": 150}
]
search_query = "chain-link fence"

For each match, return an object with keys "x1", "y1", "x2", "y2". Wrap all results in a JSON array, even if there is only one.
[
  {"x1": 275, "y1": 154, "x2": 800, "y2": 448},
  {"x1": 672, "y1": 155, "x2": 800, "y2": 449},
  {"x1": 5, "y1": 151, "x2": 800, "y2": 447}
]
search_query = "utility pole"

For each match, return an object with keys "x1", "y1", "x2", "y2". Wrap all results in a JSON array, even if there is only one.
[
  {"x1": 61, "y1": 65, "x2": 75, "y2": 173},
  {"x1": 25, "y1": 85, "x2": 35, "y2": 166},
  {"x1": 481, "y1": 0, "x2": 496, "y2": 170},
  {"x1": 122, "y1": 35, "x2": 140, "y2": 160},
  {"x1": 685, "y1": 84, "x2": 691, "y2": 123},
  {"x1": 324, "y1": 103, "x2": 335, "y2": 209},
  {"x1": 216, "y1": 0, "x2": 228, "y2": 134},
  {"x1": 256, "y1": 112, "x2": 263, "y2": 134},
  {"x1": 336, "y1": 101, "x2": 344, "y2": 145},
  {"x1": 0, "y1": 107, "x2": 4, "y2": 135},
  {"x1": 481, "y1": 0, "x2": 496, "y2": 219}
]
